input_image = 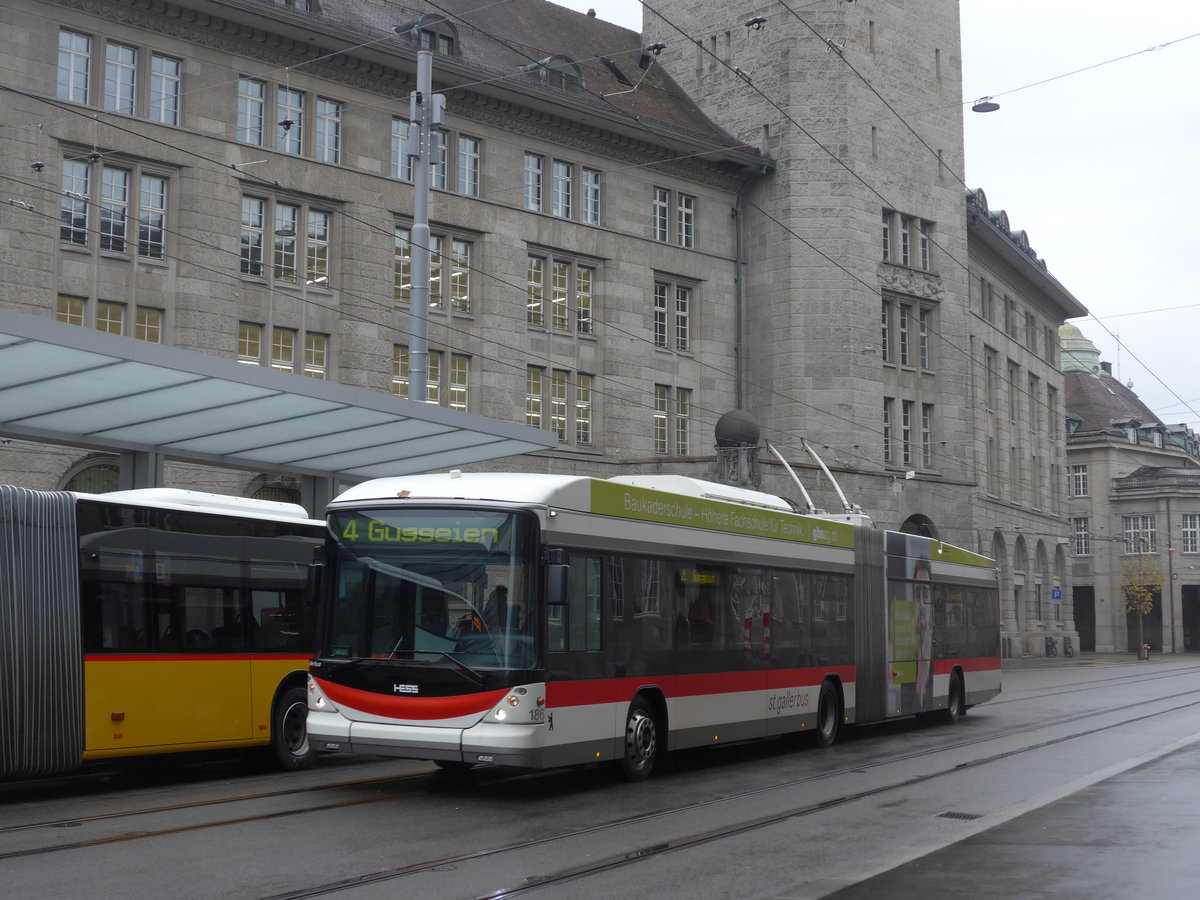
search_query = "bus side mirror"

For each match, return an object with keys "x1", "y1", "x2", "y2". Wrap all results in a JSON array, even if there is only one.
[{"x1": 546, "y1": 564, "x2": 568, "y2": 606}]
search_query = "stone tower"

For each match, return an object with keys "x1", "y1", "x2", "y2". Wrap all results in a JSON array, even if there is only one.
[{"x1": 645, "y1": 1, "x2": 973, "y2": 521}]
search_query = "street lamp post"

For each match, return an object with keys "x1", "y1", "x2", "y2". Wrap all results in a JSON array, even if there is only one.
[{"x1": 404, "y1": 49, "x2": 443, "y2": 403}]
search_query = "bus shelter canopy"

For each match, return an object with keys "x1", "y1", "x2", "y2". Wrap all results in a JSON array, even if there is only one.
[{"x1": 0, "y1": 310, "x2": 555, "y2": 480}]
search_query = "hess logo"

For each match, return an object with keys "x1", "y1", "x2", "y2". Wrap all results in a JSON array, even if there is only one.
[{"x1": 393, "y1": 684, "x2": 419, "y2": 694}]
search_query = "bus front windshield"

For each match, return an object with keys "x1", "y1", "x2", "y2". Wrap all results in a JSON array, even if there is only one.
[{"x1": 324, "y1": 508, "x2": 536, "y2": 670}]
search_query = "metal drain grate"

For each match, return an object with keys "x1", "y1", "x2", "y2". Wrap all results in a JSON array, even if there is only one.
[{"x1": 937, "y1": 811, "x2": 983, "y2": 821}]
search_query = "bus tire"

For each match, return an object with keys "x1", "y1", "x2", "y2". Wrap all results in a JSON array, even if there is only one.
[
  {"x1": 272, "y1": 685, "x2": 317, "y2": 771},
  {"x1": 815, "y1": 680, "x2": 841, "y2": 748},
  {"x1": 434, "y1": 759, "x2": 476, "y2": 775},
  {"x1": 621, "y1": 698, "x2": 659, "y2": 781},
  {"x1": 941, "y1": 672, "x2": 964, "y2": 725}
]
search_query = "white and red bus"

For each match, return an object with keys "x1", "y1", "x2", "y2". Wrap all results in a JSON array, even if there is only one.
[{"x1": 305, "y1": 472, "x2": 1000, "y2": 779}]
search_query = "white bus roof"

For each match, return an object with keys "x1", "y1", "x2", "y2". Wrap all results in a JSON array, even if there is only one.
[{"x1": 80, "y1": 488, "x2": 317, "y2": 523}]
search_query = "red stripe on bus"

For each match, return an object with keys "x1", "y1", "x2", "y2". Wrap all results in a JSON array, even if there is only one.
[
  {"x1": 546, "y1": 666, "x2": 857, "y2": 708},
  {"x1": 316, "y1": 678, "x2": 509, "y2": 720},
  {"x1": 84, "y1": 654, "x2": 312, "y2": 662},
  {"x1": 933, "y1": 657, "x2": 1001, "y2": 675}
]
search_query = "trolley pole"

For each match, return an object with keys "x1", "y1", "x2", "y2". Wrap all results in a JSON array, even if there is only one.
[{"x1": 404, "y1": 50, "x2": 443, "y2": 403}]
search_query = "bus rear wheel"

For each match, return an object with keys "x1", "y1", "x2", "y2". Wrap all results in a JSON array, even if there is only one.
[
  {"x1": 815, "y1": 680, "x2": 841, "y2": 748},
  {"x1": 941, "y1": 672, "x2": 964, "y2": 725},
  {"x1": 272, "y1": 686, "x2": 317, "y2": 771},
  {"x1": 621, "y1": 698, "x2": 659, "y2": 781}
]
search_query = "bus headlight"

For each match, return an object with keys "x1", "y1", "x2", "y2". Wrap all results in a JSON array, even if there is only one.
[{"x1": 493, "y1": 708, "x2": 508, "y2": 721}]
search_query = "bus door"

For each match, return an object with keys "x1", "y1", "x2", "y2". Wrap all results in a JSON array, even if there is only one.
[{"x1": 545, "y1": 553, "x2": 608, "y2": 750}]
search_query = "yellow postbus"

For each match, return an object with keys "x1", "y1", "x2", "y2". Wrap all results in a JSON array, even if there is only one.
[{"x1": 1, "y1": 485, "x2": 324, "y2": 777}]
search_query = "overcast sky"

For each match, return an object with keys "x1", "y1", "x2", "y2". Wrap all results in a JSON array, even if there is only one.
[{"x1": 553, "y1": 0, "x2": 1200, "y2": 429}]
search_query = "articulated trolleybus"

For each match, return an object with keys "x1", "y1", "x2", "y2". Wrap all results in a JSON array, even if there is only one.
[
  {"x1": 306, "y1": 472, "x2": 1000, "y2": 779},
  {"x1": 1, "y1": 485, "x2": 324, "y2": 778}
]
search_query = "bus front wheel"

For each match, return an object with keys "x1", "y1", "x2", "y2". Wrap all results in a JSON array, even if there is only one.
[
  {"x1": 621, "y1": 698, "x2": 659, "y2": 781},
  {"x1": 272, "y1": 685, "x2": 317, "y2": 771},
  {"x1": 941, "y1": 672, "x2": 964, "y2": 725},
  {"x1": 815, "y1": 680, "x2": 841, "y2": 748}
]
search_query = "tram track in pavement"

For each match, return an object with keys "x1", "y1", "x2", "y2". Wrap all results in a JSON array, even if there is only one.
[
  {"x1": 5, "y1": 672, "x2": 1199, "y2": 870},
  {"x1": 255, "y1": 691, "x2": 1200, "y2": 899}
]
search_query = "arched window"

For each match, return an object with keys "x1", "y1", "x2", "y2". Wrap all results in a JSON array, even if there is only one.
[{"x1": 60, "y1": 460, "x2": 119, "y2": 493}]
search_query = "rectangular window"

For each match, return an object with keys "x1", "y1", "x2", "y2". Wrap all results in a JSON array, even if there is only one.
[
  {"x1": 654, "y1": 385, "x2": 669, "y2": 454},
  {"x1": 900, "y1": 215, "x2": 911, "y2": 266},
  {"x1": 551, "y1": 370, "x2": 568, "y2": 442},
  {"x1": 135, "y1": 307, "x2": 163, "y2": 343},
  {"x1": 576, "y1": 265, "x2": 594, "y2": 334},
  {"x1": 918, "y1": 221, "x2": 931, "y2": 270},
  {"x1": 653, "y1": 278, "x2": 694, "y2": 351},
  {"x1": 276, "y1": 88, "x2": 303, "y2": 155},
  {"x1": 675, "y1": 388, "x2": 690, "y2": 455},
  {"x1": 315, "y1": 98, "x2": 341, "y2": 163},
  {"x1": 239, "y1": 322, "x2": 262, "y2": 364},
  {"x1": 676, "y1": 193, "x2": 695, "y2": 248},
  {"x1": 426, "y1": 350, "x2": 442, "y2": 404},
  {"x1": 652, "y1": 385, "x2": 689, "y2": 455},
  {"x1": 104, "y1": 42, "x2": 137, "y2": 114},
  {"x1": 918, "y1": 308, "x2": 930, "y2": 368},
  {"x1": 576, "y1": 375, "x2": 593, "y2": 446},
  {"x1": 526, "y1": 366, "x2": 544, "y2": 428},
  {"x1": 457, "y1": 136, "x2": 480, "y2": 196},
  {"x1": 303, "y1": 333, "x2": 328, "y2": 379},
  {"x1": 526, "y1": 256, "x2": 544, "y2": 326},
  {"x1": 901, "y1": 400, "x2": 914, "y2": 466},
  {"x1": 391, "y1": 346, "x2": 410, "y2": 397},
  {"x1": 1070, "y1": 464, "x2": 1089, "y2": 497},
  {"x1": 1073, "y1": 518, "x2": 1091, "y2": 556},
  {"x1": 898, "y1": 303, "x2": 911, "y2": 366},
  {"x1": 60, "y1": 159, "x2": 90, "y2": 246},
  {"x1": 552, "y1": 160, "x2": 572, "y2": 218},
  {"x1": 96, "y1": 301, "x2": 125, "y2": 335},
  {"x1": 58, "y1": 30, "x2": 92, "y2": 104},
  {"x1": 137, "y1": 174, "x2": 167, "y2": 259},
  {"x1": 449, "y1": 355, "x2": 469, "y2": 412},
  {"x1": 652, "y1": 187, "x2": 670, "y2": 242},
  {"x1": 57, "y1": 295, "x2": 85, "y2": 326},
  {"x1": 881, "y1": 210, "x2": 892, "y2": 261},
  {"x1": 306, "y1": 210, "x2": 330, "y2": 283},
  {"x1": 1123, "y1": 515, "x2": 1157, "y2": 554},
  {"x1": 241, "y1": 196, "x2": 265, "y2": 276},
  {"x1": 450, "y1": 239, "x2": 471, "y2": 313},
  {"x1": 921, "y1": 403, "x2": 933, "y2": 468},
  {"x1": 431, "y1": 130, "x2": 448, "y2": 190},
  {"x1": 551, "y1": 261, "x2": 570, "y2": 331},
  {"x1": 271, "y1": 327, "x2": 296, "y2": 372},
  {"x1": 523, "y1": 153, "x2": 543, "y2": 211},
  {"x1": 391, "y1": 118, "x2": 413, "y2": 181},
  {"x1": 654, "y1": 283, "x2": 668, "y2": 348},
  {"x1": 242, "y1": 195, "x2": 330, "y2": 284},
  {"x1": 149, "y1": 55, "x2": 181, "y2": 125},
  {"x1": 238, "y1": 78, "x2": 266, "y2": 145},
  {"x1": 883, "y1": 397, "x2": 894, "y2": 464},
  {"x1": 1183, "y1": 514, "x2": 1200, "y2": 554},
  {"x1": 582, "y1": 168, "x2": 601, "y2": 225},
  {"x1": 529, "y1": 254, "x2": 593, "y2": 334},
  {"x1": 675, "y1": 285, "x2": 691, "y2": 351},
  {"x1": 273, "y1": 203, "x2": 299, "y2": 282},
  {"x1": 99, "y1": 166, "x2": 131, "y2": 253},
  {"x1": 881, "y1": 299, "x2": 891, "y2": 362}
]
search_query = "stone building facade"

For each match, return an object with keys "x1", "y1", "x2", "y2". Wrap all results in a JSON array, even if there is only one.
[
  {"x1": 1, "y1": 0, "x2": 1089, "y2": 655},
  {"x1": 1062, "y1": 325, "x2": 1200, "y2": 654}
]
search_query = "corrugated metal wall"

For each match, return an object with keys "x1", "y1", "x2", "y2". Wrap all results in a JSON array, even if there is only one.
[{"x1": 0, "y1": 486, "x2": 83, "y2": 777}]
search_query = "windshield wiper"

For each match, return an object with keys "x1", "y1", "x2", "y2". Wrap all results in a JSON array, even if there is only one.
[{"x1": 383, "y1": 648, "x2": 485, "y2": 687}]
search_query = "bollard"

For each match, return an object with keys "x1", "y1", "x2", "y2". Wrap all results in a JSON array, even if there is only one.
[{"x1": 1140, "y1": 643, "x2": 1150, "y2": 661}]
